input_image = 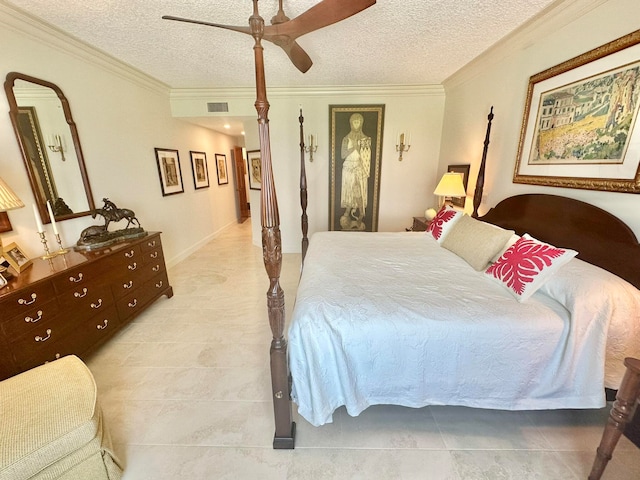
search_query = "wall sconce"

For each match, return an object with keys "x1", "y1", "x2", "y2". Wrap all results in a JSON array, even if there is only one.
[
  {"x1": 396, "y1": 132, "x2": 411, "y2": 161},
  {"x1": 434, "y1": 172, "x2": 466, "y2": 207},
  {"x1": 47, "y1": 134, "x2": 66, "y2": 161},
  {"x1": 304, "y1": 133, "x2": 318, "y2": 162}
]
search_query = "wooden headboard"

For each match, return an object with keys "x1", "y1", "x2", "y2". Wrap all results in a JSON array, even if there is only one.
[{"x1": 479, "y1": 194, "x2": 640, "y2": 289}]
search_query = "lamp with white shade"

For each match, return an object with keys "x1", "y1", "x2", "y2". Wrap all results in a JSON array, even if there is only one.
[{"x1": 433, "y1": 172, "x2": 466, "y2": 208}]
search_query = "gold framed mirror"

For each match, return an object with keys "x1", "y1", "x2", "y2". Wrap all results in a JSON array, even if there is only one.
[{"x1": 4, "y1": 72, "x2": 96, "y2": 224}]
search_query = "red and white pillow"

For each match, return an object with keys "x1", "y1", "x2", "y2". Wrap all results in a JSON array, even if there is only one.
[
  {"x1": 485, "y1": 234, "x2": 577, "y2": 302},
  {"x1": 426, "y1": 205, "x2": 462, "y2": 243}
]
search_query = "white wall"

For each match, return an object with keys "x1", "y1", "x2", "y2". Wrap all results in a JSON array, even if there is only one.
[
  {"x1": 173, "y1": 85, "x2": 446, "y2": 252},
  {"x1": 0, "y1": 5, "x2": 238, "y2": 266},
  {"x1": 440, "y1": 0, "x2": 640, "y2": 237}
]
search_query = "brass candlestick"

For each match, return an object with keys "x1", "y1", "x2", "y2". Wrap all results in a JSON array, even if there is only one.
[
  {"x1": 38, "y1": 231, "x2": 56, "y2": 259},
  {"x1": 54, "y1": 233, "x2": 69, "y2": 255}
]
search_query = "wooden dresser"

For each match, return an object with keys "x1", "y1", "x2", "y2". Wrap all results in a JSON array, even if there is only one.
[{"x1": 0, "y1": 232, "x2": 172, "y2": 380}]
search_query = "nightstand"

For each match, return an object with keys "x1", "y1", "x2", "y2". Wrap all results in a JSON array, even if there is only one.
[{"x1": 409, "y1": 216, "x2": 430, "y2": 232}]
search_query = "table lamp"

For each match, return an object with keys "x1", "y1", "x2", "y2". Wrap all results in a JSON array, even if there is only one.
[{"x1": 434, "y1": 172, "x2": 466, "y2": 207}]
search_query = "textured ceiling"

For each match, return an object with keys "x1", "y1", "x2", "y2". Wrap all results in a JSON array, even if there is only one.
[{"x1": 8, "y1": 0, "x2": 558, "y2": 89}]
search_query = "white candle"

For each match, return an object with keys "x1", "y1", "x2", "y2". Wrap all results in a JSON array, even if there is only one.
[
  {"x1": 33, "y1": 203, "x2": 44, "y2": 233},
  {"x1": 47, "y1": 200, "x2": 59, "y2": 235}
]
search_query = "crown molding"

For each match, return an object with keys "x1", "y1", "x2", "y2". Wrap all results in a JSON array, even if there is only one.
[
  {"x1": 170, "y1": 84, "x2": 444, "y2": 101},
  {"x1": 443, "y1": 0, "x2": 608, "y2": 90},
  {"x1": 1, "y1": 2, "x2": 169, "y2": 95}
]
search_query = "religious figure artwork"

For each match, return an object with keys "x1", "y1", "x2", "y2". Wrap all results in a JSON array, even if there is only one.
[
  {"x1": 154, "y1": 148, "x2": 184, "y2": 196},
  {"x1": 190, "y1": 151, "x2": 209, "y2": 189},
  {"x1": 514, "y1": 30, "x2": 640, "y2": 193},
  {"x1": 329, "y1": 105, "x2": 384, "y2": 231}
]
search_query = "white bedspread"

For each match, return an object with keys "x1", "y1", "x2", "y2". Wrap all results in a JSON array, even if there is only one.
[{"x1": 288, "y1": 232, "x2": 640, "y2": 426}]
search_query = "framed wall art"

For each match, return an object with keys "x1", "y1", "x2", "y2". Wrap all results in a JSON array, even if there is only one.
[
  {"x1": 190, "y1": 151, "x2": 209, "y2": 189},
  {"x1": 215, "y1": 153, "x2": 229, "y2": 185},
  {"x1": 447, "y1": 164, "x2": 471, "y2": 208},
  {"x1": 246, "y1": 149, "x2": 261, "y2": 190},
  {"x1": 329, "y1": 104, "x2": 385, "y2": 231},
  {"x1": 514, "y1": 29, "x2": 640, "y2": 193},
  {"x1": 154, "y1": 148, "x2": 184, "y2": 196},
  {"x1": 3, "y1": 242, "x2": 32, "y2": 274}
]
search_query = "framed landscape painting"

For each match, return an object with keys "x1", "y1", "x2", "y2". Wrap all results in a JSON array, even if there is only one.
[
  {"x1": 328, "y1": 104, "x2": 385, "y2": 232},
  {"x1": 514, "y1": 30, "x2": 640, "y2": 193}
]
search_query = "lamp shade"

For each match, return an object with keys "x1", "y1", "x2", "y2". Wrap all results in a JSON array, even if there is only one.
[
  {"x1": 433, "y1": 172, "x2": 466, "y2": 198},
  {"x1": 0, "y1": 176, "x2": 24, "y2": 212}
]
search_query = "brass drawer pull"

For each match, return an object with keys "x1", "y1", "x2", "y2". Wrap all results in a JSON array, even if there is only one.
[
  {"x1": 91, "y1": 299, "x2": 103, "y2": 309},
  {"x1": 97, "y1": 319, "x2": 109, "y2": 330},
  {"x1": 128, "y1": 299, "x2": 137, "y2": 308},
  {"x1": 155, "y1": 280, "x2": 163, "y2": 288},
  {"x1": 69, "y1": 273, "x2": 84, "y2": 283},
  {"x1": 25, "y1": 311, "x2": 43, "y2": 323},
  {"x1": 18, "y1": 293, "x2": 37, "y2": 305},
  {"x1": 124, "y1": 250, "x2": 135, "y2": 258},
  {"x1": 35, "y1": 329, "x2": 52, "y2": 342},
  {"x1": 152, "y1": 264, "x2": 160, "y2": 272},
  {"x1": 74, "y1": 288, "x2": 88, "y2": 298},
  {"x1": 128, "y1": 262, "x2": 137, "y2": 271},
  {"x1": 150, "y1": 252, "x2": 158, "y2": 259},
  {"x1": 123, "y1": 280, "x2": 133, "y2": 289},
  {"x1": 147, "y1": 240, "x2": 156, "y2": 247}
]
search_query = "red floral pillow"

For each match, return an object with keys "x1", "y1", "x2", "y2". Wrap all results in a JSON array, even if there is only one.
[
  {"x1": 426, "y1": 205, "x2": 462, "y2": 243},
  {"x1": 485, "y1": 234, "x2": 577, "y2": 302}
]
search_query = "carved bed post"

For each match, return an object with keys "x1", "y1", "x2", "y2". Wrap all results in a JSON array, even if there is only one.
[
  {"x1": 299, "y1": 108, "x2": 309, "y2": 263},
  {"x1": 472, "y1": 106, "x2": 494, "y2": 218},
  {"x1": 249, "y1": 1, "x2": 295, "y2": 449}
]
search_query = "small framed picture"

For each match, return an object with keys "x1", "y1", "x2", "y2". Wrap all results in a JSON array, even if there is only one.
[
  {"x1": 0, "y1": 273, "x2": 7, "y2": 289},
  {"x1": 3, "y1": 242, "x2": 32, "y2": 274},
  {"x1": 215, "y1": 153, "x2": 229, "y2": 185},
  {"x1": 154, "y1": 148, "x2": 184, "y2": 196},
  {"x1": 246, "y1": 149, "x2": 261, "y2": 190},
  {"x1": 190, "y1": 151, "x2": 210, "y2": 189}
]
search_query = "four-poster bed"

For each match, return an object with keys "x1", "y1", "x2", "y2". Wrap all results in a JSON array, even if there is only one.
[{"x1": 162, "y1": 0, "x2": 640, "y2": 450}]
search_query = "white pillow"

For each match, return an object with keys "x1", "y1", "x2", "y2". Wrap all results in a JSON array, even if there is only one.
[
  {"x1": 484, "y1": 234, "x2": 577, "y2": 302},
  {"x1": 441, "y1": 215, "x2": 515, "y2": 271},
  {"x1": 426, "y1": 205, "x2": 462, "y2": 244},
  {"x1": 491, "y1": 233, "x2": 521, "y2": 263}
]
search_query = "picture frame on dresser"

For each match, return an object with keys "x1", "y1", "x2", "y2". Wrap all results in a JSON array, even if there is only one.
[
  {"x1": 0, "y1": 273, "x2": 6, "y2": 289},
  {"x1": 190, "y1": 151, "x2": 210, "y2": 189},
  {"x1": 154, "y1": 148, "x2": 184, "y2": 196},
  {"x1": 3, "y1": 242, "x2": 32, "y2": 273}
]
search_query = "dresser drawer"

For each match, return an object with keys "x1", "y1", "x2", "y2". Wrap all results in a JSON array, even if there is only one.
[
  {"x1": 112, "y1": 244, "x2": 143, "y2": 264},
  {"x1": 51, "y1": 261, "x2": 105, "y2": 294},
  {"x1": 111, "y1": 269, "x2": 146, "y2": 299},
  {"x1": 57, "y1": 283, "x2": 114, "y2": 312},
  {"x1": 2, "y1": 298, "x2": 60, "y2": 337},
  {"x1": 141, "y1": 235, "x2": 162, "y2": 253},
  {"x1": 10, "y1": 319, "x2": 75, "y2": 367},
  {"x1": 115, "y1": 282, "x2": 156, "y2": 320},
  {"x1": 0, "y1": 281, "x2": 56, "y2": 320}
]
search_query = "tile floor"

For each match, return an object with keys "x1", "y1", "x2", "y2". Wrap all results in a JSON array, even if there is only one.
[{"x1": 86, "y1": 220, "x2": 639, "y2": 479}]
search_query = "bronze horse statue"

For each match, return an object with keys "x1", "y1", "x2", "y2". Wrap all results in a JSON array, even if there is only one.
[{"x1": 92, "y1": 198, "x2": 140, "y2": 231}]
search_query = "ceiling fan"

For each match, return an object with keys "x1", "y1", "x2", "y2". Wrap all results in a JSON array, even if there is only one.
[
  {"x1": 162, "y1": 0, "x2": 376, "y2": 449},
  {"x1": 163, "y1": 0, "x2": 376, "y2": 73}
]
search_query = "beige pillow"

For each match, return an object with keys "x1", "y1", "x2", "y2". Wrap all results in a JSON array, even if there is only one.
[{"x1": 441, "y1": 215, "x2": 515, "y2": 271}]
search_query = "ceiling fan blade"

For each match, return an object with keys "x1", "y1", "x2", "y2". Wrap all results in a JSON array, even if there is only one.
[
  {"x1": 161, "y1": 15, "x2": 251, "y2": 36},
  {"x1": 263, "y1": 0, "x2": 376, "y2": 41},
  {"x1": 279, "y1": 41, "x2": 313, "y2": 73}
]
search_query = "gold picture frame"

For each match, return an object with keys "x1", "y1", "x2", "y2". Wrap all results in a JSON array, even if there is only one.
[
  {"x1": 513, "y1": 29, "x2": 640, "y2": 193},
  {"x1": 329, "y1": 104, "x2": 385, "y2": 231},
  {"x1": 3, "y1": 242, "x2": 32, "y2": 274}
]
